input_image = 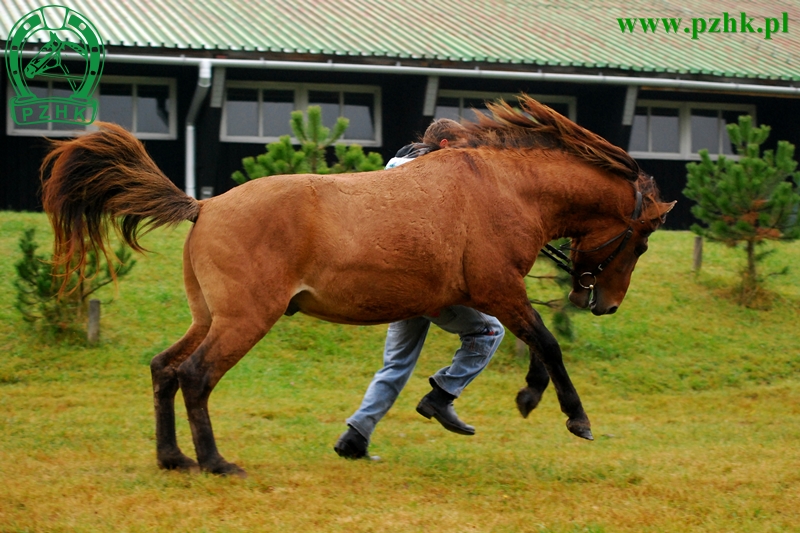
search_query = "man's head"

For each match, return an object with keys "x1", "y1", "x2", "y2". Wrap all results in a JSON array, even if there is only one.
[{"x1": 422, "y1": 118, "x2": 465, "y2": 148}]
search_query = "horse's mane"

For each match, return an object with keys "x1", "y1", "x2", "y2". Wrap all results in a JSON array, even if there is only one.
[{"x1": 453, "y1": 95, "x2": 641, "y2": 182}]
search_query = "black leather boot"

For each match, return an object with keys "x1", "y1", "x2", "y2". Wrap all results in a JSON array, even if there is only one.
[
  {"x1": 416, "y1": 379, "x2": 475, "y2": 436},
  {"x1": 334, "y1": 425, "x2": 369, "y2": 459}
]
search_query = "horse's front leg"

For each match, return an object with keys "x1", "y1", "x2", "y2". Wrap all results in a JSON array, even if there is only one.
[
  {"x1": 492, "y1": 293, "x2": 592, "y2": 440},
  {"x1": 515, "y1": 349, "x2": 550, "y2": 419},
  {"x1": 523, "y1": 310, "x2": 592, "y2": 440}
]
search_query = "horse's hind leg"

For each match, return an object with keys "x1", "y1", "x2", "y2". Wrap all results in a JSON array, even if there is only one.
[
  {"x1": 150, "y1": 323, "x2": 209, "y2": 470},
  {"x1": 151, "y1": 230, "x2": 212, "y2": 471},
  {"x1": 516, "y1": 351, "x2": 550, "y2": 418},
  {"x1": 177, "y1": 315, "x2": 277, "y2": 477}
]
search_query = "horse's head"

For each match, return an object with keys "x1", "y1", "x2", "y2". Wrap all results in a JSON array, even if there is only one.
[{"x1": 566, "y1": 184, "x2": 676, "y2": 316}]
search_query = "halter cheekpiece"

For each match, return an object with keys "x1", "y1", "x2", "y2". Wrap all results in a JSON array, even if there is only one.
[{"x1": 541, "y1": 190, "x2": 643, "y2": 290}]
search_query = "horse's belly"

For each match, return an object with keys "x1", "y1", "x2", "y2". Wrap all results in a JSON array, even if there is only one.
[{"x1": 288, "y1": 283, "x2": 448, "y2": 326}]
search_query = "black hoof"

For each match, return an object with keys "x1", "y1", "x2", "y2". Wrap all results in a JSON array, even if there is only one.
[
  {"x1": 566, "y1": 419, "x2": 594, "y2": 441},
  {"x1": 157, "y1": 452, "x2": 200, "y2": 472},
  {"x1": 203, "y1": 459, "x2": 247, "y2": 478},
  {"x1": 515, "y1": 387, "x2": 543, "y2": 418}
]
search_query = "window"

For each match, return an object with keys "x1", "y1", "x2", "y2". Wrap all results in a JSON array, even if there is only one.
[
  {"x1": 7, "y1": 76, "x2": 177, "y2": 139},
  {"x1": 6, "y1": 79, "x2": 90, "y2": 136},
  {"x1": 221, "y1": 82, "x2": 382, "y2": 146},
  {"x1": 97, "y1": 77, "x2": 177, "y2": 139},
  {"x1": 433, "y1": 90, "x2": 577, "y2": 122},
  {"x1": 628, "y1": 100, "x2": 755, "y2": 159}
]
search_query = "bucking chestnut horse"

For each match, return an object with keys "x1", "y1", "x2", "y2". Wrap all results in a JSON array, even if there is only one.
[{"x1": 40, "y1": 96, "x2": 675, "y2": 476}]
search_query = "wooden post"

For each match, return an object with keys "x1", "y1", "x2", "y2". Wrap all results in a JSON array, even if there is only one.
[
  {"x1": 87, "y1": 299, "x2": 100, "y2": 344},
  {"x1": 693, "y1": 236, "x2": 703, "y2": 272}
]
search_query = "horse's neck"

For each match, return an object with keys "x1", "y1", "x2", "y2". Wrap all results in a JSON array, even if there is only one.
[{"x1": 503, "y1": 152, "x2": 632, "y2": 241}]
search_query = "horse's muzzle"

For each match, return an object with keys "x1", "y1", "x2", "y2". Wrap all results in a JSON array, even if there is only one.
[
  {"x1": 591, "y1": 303, "x2": 619, "y2": 316},
  {"x1": 588, "y1": 294, "x2": 621, "y2": 316},
  {"x1": 571, "y1": 288, "x2": 619, "y2": 316}
]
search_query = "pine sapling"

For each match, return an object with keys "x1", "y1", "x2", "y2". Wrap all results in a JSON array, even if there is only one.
[
  {"x1": 14, "y1": 228, "x2": 137, "y2": 337},
  {"x1": 683, "y1": 116, "x2": 800, "y2": 305},
  {"x1": 232, "y1": 106, "x2": 383, "y2": 183}
]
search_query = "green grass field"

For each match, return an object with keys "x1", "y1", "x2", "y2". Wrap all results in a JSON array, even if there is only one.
[{"x1": 1, "y1": 211, "x2": 798, "y2": 532}]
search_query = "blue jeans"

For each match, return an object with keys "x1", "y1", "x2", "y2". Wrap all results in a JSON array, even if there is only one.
[{"x1": 346, "y1": 306, "x2": 505, "y2": 441}]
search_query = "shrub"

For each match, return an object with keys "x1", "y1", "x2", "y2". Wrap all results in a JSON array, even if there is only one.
[
  {"x1": 232, "y1": 106, "x2": 383, "y2": 184},
  {"x1": 14, "y1": 228, "x2": 136, "y2": 337},
  {"x1": 683, "y1": 116, "x2": 800, "y2": 306}
]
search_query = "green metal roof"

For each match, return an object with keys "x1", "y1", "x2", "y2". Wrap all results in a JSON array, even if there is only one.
[{"x1": 2, "y1": 0, "x2": 799, "y2": 81}]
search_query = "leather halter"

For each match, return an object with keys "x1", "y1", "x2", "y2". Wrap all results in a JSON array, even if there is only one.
[{"x1": 541, "y1": 190, "x2": 643, "y2": 290}]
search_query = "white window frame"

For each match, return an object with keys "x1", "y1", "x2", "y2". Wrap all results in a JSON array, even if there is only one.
[
  {"x1": 628, "y1": 100, "x2": 756, "y2": 160},
  {"x1": 220, "y1": 81, "x2": 383, "y2": 146},
  {"x1": 6, "y1": 79, "x2": 90, "y2": 137},
  {"x1": 95, "y1": 76, "x2": 178, "y2": 140},
  {"x1": 435, "y1": 90, "x2": 577, "y2": 122},
  {"x1": 7, "y1": 76, "x2": 177, "y2": 139}
]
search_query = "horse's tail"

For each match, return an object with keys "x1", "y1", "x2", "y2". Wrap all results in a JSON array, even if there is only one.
[{"x1": 40, "y1": 121, "x2": 200, "y2": 292}]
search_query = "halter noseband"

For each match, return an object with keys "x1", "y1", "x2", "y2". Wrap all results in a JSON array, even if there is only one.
[{"x1": 541, "y1": 190, "x2": 643, "y2": 290}]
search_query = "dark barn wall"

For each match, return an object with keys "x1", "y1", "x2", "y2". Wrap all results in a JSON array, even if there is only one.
[
  {"x1": 631, "y1": 90, "x2": 800, "y2": 229},
  {"x1": 573, "y1": 85, "x2": 631, "y2": 148},
  {"x1": 1, "y1": 66, "x2": 50, "y2": 211},
  {"x1": 752, "y1": 95, "x2": 800, "y2": 149},
  {"x1": 434, "y1": 77, "x2": 630, "y2": 145},
  {"x1": 203, "y1": 69, "x2": 429, "y2": 199},
  {"x1": 195, "y1": 105, "x2": 222, "y2": 196}
]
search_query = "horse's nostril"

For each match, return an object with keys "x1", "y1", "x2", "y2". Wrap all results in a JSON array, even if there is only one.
[{"x1": 607, "y1": 306, "x2": 618, "y2": 315}]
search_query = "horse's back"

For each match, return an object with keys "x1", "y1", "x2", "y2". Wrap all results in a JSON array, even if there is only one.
[{"x1": 195, "y1": 165, "x2": 472, "y2": 261}]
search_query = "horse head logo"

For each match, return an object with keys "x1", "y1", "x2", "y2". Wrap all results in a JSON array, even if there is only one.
[{"x1": 5, "y1": 5, "x2": 104, "y2": 127}]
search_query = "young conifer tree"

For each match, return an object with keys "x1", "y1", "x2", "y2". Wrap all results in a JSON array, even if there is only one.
[
  {"x1": 232, "y1": 106, "x2": 383, "y2": 183},
  {"x1": 683, "y1": 115, "x2": 800, "y2": 305},
  {"x1": 14, "y1": 228, "x2": 136, "y2": 336}
]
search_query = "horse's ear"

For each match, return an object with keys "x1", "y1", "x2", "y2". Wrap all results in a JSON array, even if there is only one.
[{"x1": 652, "y1": 201, "x2": 677, "y2": 223}]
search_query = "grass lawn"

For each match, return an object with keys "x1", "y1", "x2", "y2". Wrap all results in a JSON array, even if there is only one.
[{"x1": 0, "y1": 211, "x2": 798, "y2": 532}]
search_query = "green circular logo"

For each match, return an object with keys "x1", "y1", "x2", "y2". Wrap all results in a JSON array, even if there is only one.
[{"x1": 5, "y1": 5, "x2": 104, "y2": 126}]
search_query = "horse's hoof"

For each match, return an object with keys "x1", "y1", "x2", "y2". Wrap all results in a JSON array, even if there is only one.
[
  {"x1": 204, "y1": 460, "x2": 248, "y2": 478},
  {"x1": 225, "y1": 466, "x2": 248, "y2": 479},
  {"x1": 566, "y1": 419, "x2": 594, "y2": 441},
  {"x1": 516, "y1": 387, "x2": 543, "y2": 418},
  {"x1": 158, "y1": 453, "x2": 200, "y2": 472}
]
